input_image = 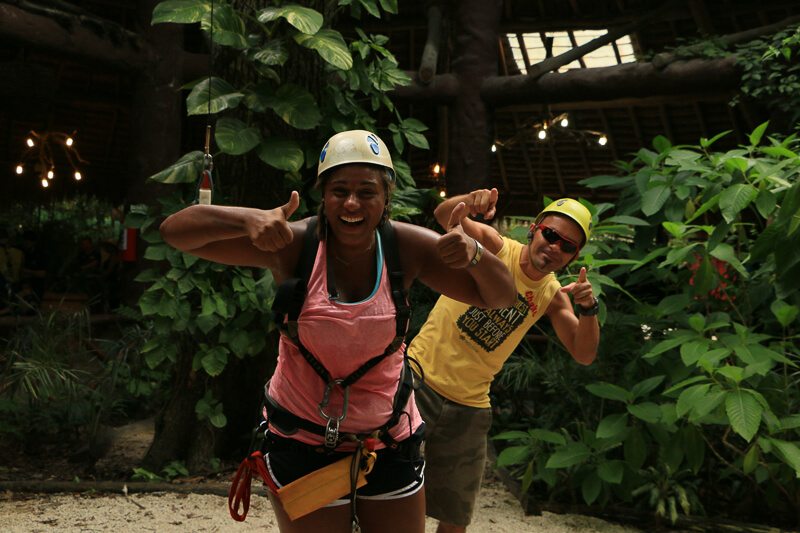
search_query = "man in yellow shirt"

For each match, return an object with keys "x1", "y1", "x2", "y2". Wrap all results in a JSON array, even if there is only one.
[{"x1": 408, "y1": 189, "x2": 600, "y2": 533}]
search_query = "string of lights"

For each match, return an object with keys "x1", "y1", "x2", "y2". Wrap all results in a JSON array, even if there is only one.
[
  {"x1": 14, "y1": 130, "x2": 88, "y2": 189},
  {"x1": 491, "y1": 112, "x2": 608, "y2": 152}
]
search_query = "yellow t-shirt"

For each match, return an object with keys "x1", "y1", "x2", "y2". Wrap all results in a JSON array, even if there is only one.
[{"x1": 407, "y1": 236, "x2": 560, "y2": 408}]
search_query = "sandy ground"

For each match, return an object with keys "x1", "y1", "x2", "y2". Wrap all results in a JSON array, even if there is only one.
[
  {"x1": 0, "y1": 480, "x2": 642, "y2": 533},
  {"x1": 0, "y1": 419, "x2": 642, "y2": 532}
]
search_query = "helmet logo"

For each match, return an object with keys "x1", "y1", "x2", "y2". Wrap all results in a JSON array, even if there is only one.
[
  {"x1": 556, "y1": 199, "x2": 567, "y2": 206},
  {"x1": 367, "y1": 134, "x2": 380, "y2": 155},
  {"x1": 320, "y1": 141, "x2": 329, "y2": 163}
]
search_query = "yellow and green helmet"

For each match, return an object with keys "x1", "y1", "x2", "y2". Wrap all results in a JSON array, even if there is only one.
[
  {"x1": 317, "y1": 130, "x2": 395, "y2": 181},
  {"x1": 536, "y1": 198, "x2": 593, "y2": 245}
]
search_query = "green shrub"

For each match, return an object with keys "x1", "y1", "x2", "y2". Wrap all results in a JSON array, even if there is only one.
[{"x1": 494, "y1": 122, "x2": 800, "y2": 527}]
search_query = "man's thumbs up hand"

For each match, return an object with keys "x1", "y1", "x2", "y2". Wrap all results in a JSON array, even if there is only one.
[{"x1": 438, "y1": 202, "x2": 478, "y2": 268}]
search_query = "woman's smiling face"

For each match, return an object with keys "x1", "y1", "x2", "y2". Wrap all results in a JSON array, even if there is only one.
[{"x1": 323, "y1": 164, "x2": 388, "y2": 242}]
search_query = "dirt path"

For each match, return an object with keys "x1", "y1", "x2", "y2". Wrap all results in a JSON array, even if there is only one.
[
  {"x1": 0, "y1": 419, "x2": 642, "y2": 532},
  {"x1": 0, "y1": 477, "x2": 641, "y2": 533}
]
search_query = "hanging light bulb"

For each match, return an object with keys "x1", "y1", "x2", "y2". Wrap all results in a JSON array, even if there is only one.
[
  {"x1": 41, "y1": 179, "x2": 49, "y2": 188},
  {"x1": 439, "y1": 189, "x2": 446, "y2": 198},
  {"x1": 47, "y1": 169, "x2": 54, "y2": 180},
  {"x1": 598, "y1": 135, "x2": 608, "y2": 146},
  {"x1": 26, "y1": 138, "x2": 35, "y2": 148},
  {"x1": 15, "y1": 165, "x2": 24, "y2": 175},
  {"x1": 490, "y1": 144, "x2": 497, "y2": 153},
  {"x1": 66, "y1": 137, "x2": 74, "y2": 147},
  {"x1": 560, "y1": 117, "x2": 569, "y2": 128},
  {"x1": 432, "y1": 163, "x2": 441, "y2": 175},
  {"x1": 537, "y1": 129, "x2": 547, "y2": 140},
  {"x1": 74, "y1": 171, "x2": 82, "y2": 181}
]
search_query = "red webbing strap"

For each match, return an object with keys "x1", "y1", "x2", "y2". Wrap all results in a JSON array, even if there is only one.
[{"x1": 228, "y1": 450, "x2": 278, "y2": 522}]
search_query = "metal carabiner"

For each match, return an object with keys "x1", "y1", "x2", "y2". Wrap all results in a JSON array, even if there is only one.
[{"x1": 318, "y1": 379, "x2": 349, "y2": 448}]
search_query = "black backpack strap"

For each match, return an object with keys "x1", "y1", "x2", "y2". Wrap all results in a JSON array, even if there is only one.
[
  {"x1": 379, "y1": 221, "x2": 411, "y2": 353},
  {"x1": 272, "y1": 217, "x2": 319, "y2": 338}
]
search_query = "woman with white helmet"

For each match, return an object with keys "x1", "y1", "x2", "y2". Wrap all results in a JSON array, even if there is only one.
[{"x1": 160, "y1": 130, "x2": 517, "y2": 532}]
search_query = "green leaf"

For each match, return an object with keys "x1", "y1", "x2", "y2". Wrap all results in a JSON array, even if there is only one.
[
  {"x1": 743, "y1": 444, "x2": 760, "y2": 474},
  {"x1": 295, "y1": 29, "x2": 353, "y2": 70},
  {"x1": 597, "y1": 460, "x2": 625, "y2": 484},
  {"x1": 605, "y1": 215, "x2": 649, "y2": 226},
  {"x1": 252, "y1": 39, "x2": 290, "y2": 66},
  {"x1": 215, "y1": 117, "x2": 261, "y2": 155},
  {"x1": 378, "y1": 0, "x2": 399, "y2": 13},
  {"x1": 748, "y1": 121, "x2": 769, "y2": 147},
  {"x1": 496, "y1": 445, "x2": 531, "y2": 468},
  {"x1": 528, "y1": 429, "x2": 566, "y2": 445},
  {"x1": 257, "y1": 5, "x2": 323, "y2": 35},
  {"x1": 492, "y1": 430, "x2": 529, "y2": 441},
  {"x1": 257, "y1": 137, "x2": 305, "y2": 172},
  {"x1": 700, "y1": 130, "x2": 731, "y2": 148},
  {"x1": 771, "y1": 300, "x2": 799, "y2": 328},
  {"x1": 630, "y1": 376, "x2": 665, "y2": 400},
  {"x1": 709, "y1": 243, "x2": 748, "y2": 277},
  {"x1": 628, "y1": 402, "x2": 662, "y2": 423},
  {"x1": 582, "y1": 472, "x2": 602, "y2": 505},
  {"x1": 663, "y1": 375, "x2": 709, "y2": 396},
  {"x1": 265, "y1": 84, "x2": 321, "y2": 130},
  {"x1": 579, "y1": 175, "x2": 634, "y2": 189},
  {"x1": 148, "y1": 151, "x2": 204, "y2": 184},
  {"x1": 207, "y1": 4, "x2": 247, "y2": 49},
  {"x1": 719, "y1": 184, "x2": 758, "y2": 223},
  {"x1": 624, "y1": 430, "x2": 647, "y2": 470},
  {"x1": 679, "y1": 339, "x2": 709, "y2": 366},
  {"x1": 754, "y1": 189, "x2": 777, "y2": 218},
  {"x1": 725, "y1": 390, "x2": 762, "y2": 442},
  {"x1": 186, "y1": 77, "x2": 244, "y2": 116},
  {"x1": 641, "y1": 185, "x2": 671, "y2": 216},
  {"x1": 152, "y1": 0, "x2": 207, "y2": 24},
  {"x1": 653, "y1": 135, "x2": 672, "y2": 153},
  {"x1": 644, "y1": 331, "x2": 699, "y2": 360},
  {"x1": 209, "y1": 412, "x2": 227, "y2": 428},
  {"x1": 200, "y1": 346, "x2": 229, "y2": 377},
  {"x1": 545, "y1": 442, "x2": 592, "y2": 469},
  {"x1": 677, "y1": 383, "x2": 710, "y2": 418},
  {"x1": 656, "y1": 293, "x2": 691, "y2": 316},
  {"x1": 764, "y1": 438, "x2": 800, "y2": 477},
  {"x1": 596, "y1": 413, "x2": 629, "y2": 439},
  {"x1": 715, "y1": 365, "x2": 745, "y2": 384},
  {"x1": 662, "y1": 221, "x2": 686, "y2": 239},
  {"x1": 585, "y1": 382, "x2": 629, "y2": 403}
]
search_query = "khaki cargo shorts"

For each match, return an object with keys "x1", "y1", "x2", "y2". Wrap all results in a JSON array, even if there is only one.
[{"x1": 414, "y1": 378, "x2": 492, "y2": 527}]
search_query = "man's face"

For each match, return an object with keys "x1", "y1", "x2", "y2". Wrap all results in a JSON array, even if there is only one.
[{"x1": 527, "y1": 215, "x2": 583, "y2": 273}]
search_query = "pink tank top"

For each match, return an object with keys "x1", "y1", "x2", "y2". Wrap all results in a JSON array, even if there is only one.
[{"x1": 268, "y1": 233, "x2": 422, "y2": 448}]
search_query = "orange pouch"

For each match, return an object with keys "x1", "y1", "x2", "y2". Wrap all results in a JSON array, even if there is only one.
[{"x1": 276, "y1": 449, "x2": 377, "y2": 521}]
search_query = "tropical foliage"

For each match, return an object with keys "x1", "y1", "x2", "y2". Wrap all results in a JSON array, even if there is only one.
[
  {"x1": 493, "y1": 122, "x2": 800, "y2": 527},
  {"x1": 124, "y1": 0, "x2": 431, "y2": 464}
]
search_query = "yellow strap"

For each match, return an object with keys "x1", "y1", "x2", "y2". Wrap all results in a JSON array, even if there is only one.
[{"x1": 276, "y1": 449, "x2": 377, "y2": 521}]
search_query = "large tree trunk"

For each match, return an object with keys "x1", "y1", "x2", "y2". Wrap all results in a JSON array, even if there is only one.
[
  {"x1": 446, "y1": 0, "x2": 503, "y2": 195},
  {"x1": 142, "y1": 349, "x2": 206, "y2": 470}
]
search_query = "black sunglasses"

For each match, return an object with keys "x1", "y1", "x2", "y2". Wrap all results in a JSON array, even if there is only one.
[{"x1": 536, "y1": 224, "x2": 579, "y2": 254}]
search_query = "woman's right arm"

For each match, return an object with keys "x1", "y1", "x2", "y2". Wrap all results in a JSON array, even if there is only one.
[{"x1": 159, "y1": 192, "x2": 301, "y2": 272}]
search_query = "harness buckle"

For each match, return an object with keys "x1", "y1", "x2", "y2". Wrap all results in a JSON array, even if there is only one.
[{"x1": 318, "y1": 379, "x2": 349, "y2": 449}]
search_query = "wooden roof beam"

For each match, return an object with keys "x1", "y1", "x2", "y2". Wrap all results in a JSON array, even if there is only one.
[{"x1": 481, "y1": 56, "x2": 739, "y2": 106}]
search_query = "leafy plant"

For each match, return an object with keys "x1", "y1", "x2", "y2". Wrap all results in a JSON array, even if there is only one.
[
  {"x1": 492, "y1": 122, "x2": 800, "y2": 528},
  {"x1": 131, "y1": 0, "x2": 432, "y2": 468}
]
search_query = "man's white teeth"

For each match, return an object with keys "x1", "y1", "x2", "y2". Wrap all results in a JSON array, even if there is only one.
[{"x1": 341, "y1": 216, "x2": 364, "y2": 223}]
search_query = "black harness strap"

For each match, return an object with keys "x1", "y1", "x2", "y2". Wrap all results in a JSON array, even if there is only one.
[{"x1": 269, "y1": 217, "x2": 414, "y2": 449}]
